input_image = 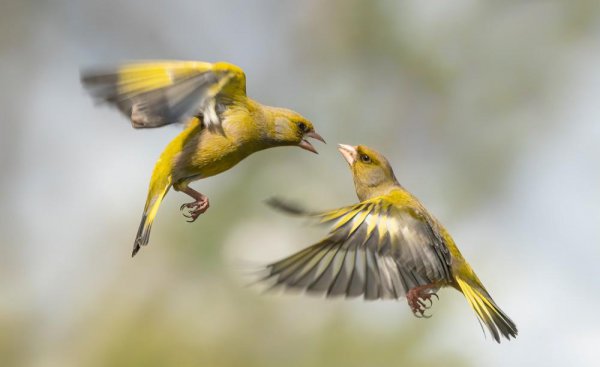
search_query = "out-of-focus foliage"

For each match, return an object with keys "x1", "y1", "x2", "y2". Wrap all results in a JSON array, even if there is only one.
[{"x1": 1, "y1": 0, "x2": 599, "y2": 366}]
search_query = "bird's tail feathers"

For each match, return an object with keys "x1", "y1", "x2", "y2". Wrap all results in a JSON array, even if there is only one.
[
  {"x1": 455, "y1": 274, "x2": 517, "y2": 343},
  {"x1": 132, "y1": 175, "x2": 171, "y2": 257}
]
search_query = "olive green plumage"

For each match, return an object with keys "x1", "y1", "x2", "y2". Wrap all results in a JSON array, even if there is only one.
[
  {"x1": 264, "y1": 144, "x2": 517, "y2": 343},
  {"x1": 82, "y1": 61, "x2": 324, "y2": 256}
]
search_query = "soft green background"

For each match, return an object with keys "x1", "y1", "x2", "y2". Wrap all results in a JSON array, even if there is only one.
[{"x1": 1, "y1": 0, "x2": 599, "y2": 366}]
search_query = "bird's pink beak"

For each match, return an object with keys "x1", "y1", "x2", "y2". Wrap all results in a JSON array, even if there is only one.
[
  {"x1": 337, "y1": 144, "x2": 357, "y2": 165},
  {"x1": 298, "y1": 131, "x2": 326, "y2": 154}
]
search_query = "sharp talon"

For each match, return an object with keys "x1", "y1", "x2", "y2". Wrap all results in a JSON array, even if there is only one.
[
  {"x1": 407, "y1": 285, "x2": 439, "y2": 318},
  {"x1": 423, "y1": 297, "x2": 433, "y2": 308}
]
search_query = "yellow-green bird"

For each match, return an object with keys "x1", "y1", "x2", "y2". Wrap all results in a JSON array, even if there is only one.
[
  {"x1": 264, "y1": 144, "x2": 517, "y2": 342},
  {"x1": 81, "y1": 61, "x2": 324, "y2": 256}
]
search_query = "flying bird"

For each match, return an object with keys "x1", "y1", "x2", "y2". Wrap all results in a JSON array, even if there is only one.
[
  {"x1": 263, "y1": 144, "x2": 517, "y2": 342},
  {"x1": 82, "y1": 61, "x2": 324, "y2": 256}
]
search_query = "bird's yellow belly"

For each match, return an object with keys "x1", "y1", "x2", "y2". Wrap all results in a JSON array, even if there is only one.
[{"x1": 168, "y1": 118, "x2": 264, "y2": 185}]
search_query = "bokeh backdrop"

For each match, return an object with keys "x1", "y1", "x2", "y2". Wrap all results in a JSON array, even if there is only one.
[{"x1": 1, "y1": 0, "x2": 599, "y2": 366}]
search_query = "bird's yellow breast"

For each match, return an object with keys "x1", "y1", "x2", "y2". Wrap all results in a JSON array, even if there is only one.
[{"x1": 160, "y1": 105, "x2": 270, "y2": 185}]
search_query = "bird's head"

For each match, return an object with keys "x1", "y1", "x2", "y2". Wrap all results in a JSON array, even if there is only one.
[
  {"x1": 270, "y1": 108, "x2": 325, "y2": 153},
  {"x1": 337, "y1": 144, "x2": 399, "y2": 200}
]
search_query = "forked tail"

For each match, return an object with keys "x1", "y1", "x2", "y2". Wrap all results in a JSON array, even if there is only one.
[
  {"x1": 455, "y1": 274, "x2": 518, "y2": 342},
  {"x1": 132, "y1": 174, "x2": 171, "y2": 257}
]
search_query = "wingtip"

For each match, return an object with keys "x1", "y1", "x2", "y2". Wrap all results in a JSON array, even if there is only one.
[
  {"x1": 264, "y1": 196, "x2": 280, "y2": 207},
  {"x1": 265, "y1": 197, "x2": 307, "y2": 216},
  {"x1": 80, "y1": 69, "x2": 119, "y2": 86}
]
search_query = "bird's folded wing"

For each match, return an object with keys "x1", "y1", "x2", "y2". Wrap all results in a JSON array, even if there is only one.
[
  {"x1": 264, "y1": 199, "x2": 453, "y2": 300},
  {"x1": 81, "y1": 61, "x2": 246, "y2": 130}
]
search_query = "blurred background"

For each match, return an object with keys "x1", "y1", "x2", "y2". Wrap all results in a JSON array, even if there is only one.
[{"x1": 1, "y1": 0, "x2": 599, "y2": 366}]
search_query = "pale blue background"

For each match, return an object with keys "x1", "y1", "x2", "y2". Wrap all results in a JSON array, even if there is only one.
[{"x1": 0, "y1": 1, "x2": 598, "y2": 366}]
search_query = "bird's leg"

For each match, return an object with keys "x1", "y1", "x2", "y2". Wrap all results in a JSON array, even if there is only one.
[
  {"x1": 173, "y1": 183, "x2": 210, "y2": 222},
  {"x1": 407, "y1": 284, "x2": 440, "y2": 318}
]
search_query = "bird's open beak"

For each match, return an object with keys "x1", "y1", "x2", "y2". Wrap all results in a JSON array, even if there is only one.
[
  {"x1": 337, "y1": 144, "x2": 357, "y2": 165},
  {"x1": 299, "y1": 131, "x2": 326, "y2": 154}
]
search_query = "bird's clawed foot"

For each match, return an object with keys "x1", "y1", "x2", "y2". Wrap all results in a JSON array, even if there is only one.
[
  {"x1": 180, "y1": 197, "x2": 209, "y2": 222},
  {"x1": 407, "y1": 286, "x2": 439, "y2": 318}
]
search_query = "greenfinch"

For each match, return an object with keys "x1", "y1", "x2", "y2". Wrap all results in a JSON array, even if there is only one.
[
  {"x1": 82, "y1": 61, "x2": 324, "y2": 256},
  {"x1": 264, "y1": 144, "x2": 517, "y2": 342}
]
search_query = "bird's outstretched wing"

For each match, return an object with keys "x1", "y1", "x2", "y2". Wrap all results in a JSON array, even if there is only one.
[
  {"x1": 263, "y1": 197, "x2": 453, "y2": 300},
  {"x1": 81, "y1": 61, "x2": 247, "y2": 130}
]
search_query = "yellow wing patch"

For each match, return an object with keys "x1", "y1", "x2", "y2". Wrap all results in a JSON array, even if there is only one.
[
  {"x1": 117, "y1": 61, "x2": 215, "y2": 94},
  {"x1": 82, "y1": 60, "x2": 247, "y2": 129}
]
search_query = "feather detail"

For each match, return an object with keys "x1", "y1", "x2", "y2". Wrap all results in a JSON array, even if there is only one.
[
  {"x1": 81, "y1": 61, "x2": 246, "y2": 130},
  {"x1": 455, "y1": 276, "x2": 518, "y2": 342},
  {"x1": 263, "y1": 194, "x2": 453, "y2": 300}
]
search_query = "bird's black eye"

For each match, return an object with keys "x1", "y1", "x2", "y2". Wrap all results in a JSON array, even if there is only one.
[
  {"x1": 360, "y1": 154, "x2": 371, "y2": 163},
  {"x1": 298, "y1": 122, "x2": 307, "y2": 132}
]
